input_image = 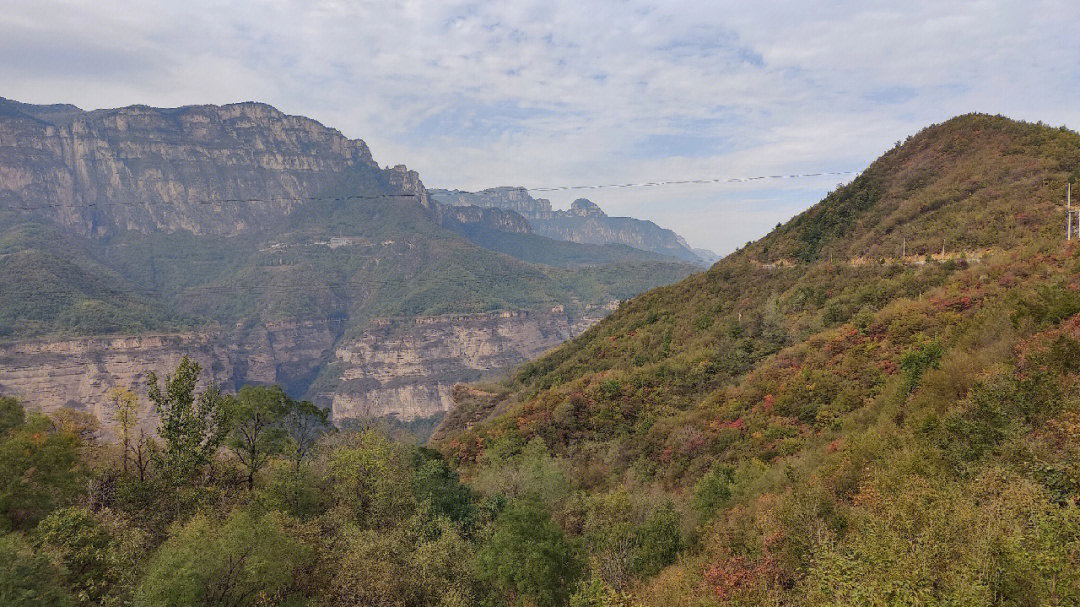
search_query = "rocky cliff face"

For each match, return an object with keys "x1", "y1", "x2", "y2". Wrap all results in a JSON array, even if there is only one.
[
  {"x1": 0, "y1": 333, "x2": 234, "y2": 430},
  {"x1": 314, "y1": 303, "x2": 615, "y2": 420},
  {"x1": 430, "y1": 187, "x2": 706, "y2": 264},
  {"x1": 0, "y1": 318, "x2": 340, "y2": 430},
  {"x1": 0, "y1": 98, "x2": 383, "y2": 236},
  {"x1": 429, "y1": 187, "x2": 552, "y2": 216},
  {"x1": 434, "y1": 204, "x2": 533, "y2": 234},
  {"x1": 0, "y1": 306, "x2": 614, "y2": 427}
]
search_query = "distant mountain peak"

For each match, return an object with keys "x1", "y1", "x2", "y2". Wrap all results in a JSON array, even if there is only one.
[
  {"x1": 569, "y1": 198, "x2": 605, "y2": 217},
  {"x1": 430, "y1": 188, "x2": 710, "y2": 265}
]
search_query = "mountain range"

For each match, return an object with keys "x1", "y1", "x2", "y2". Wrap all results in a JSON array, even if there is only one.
[
  {"x1": 0, "y1": 97, "x2": 701, "y2": 425},
  {"x1": 4, "y1": 100, "x2": 1080, "y2": 603},
  {"x1": 430, "y1": 187, "x2": 716, "y2": 265}
]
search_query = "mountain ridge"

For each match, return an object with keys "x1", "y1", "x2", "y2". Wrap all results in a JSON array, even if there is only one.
[
  {"x1": 434, "y1": 113, "x2": 1080, "y2": 603},
  {"x1": 430, "y1": 186, "x2": 710, "y2": 264}
]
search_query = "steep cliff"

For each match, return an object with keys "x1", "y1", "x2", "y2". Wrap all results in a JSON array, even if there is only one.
[
  {"x1": 316, "y1": 304, "x2": 615, "y2": 421},
  {"x1": 0, "y1": 98, "x2": 386, "y2": 236},
  {"x1": 0, "y1": 306, "x2": 617, "y2": 427}
]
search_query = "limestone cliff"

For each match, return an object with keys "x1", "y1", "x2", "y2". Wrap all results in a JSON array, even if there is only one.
[
  {"x1": 0, "y1": 97, "x2": 382, "y2": 236},
  {"x1": 0, "y1": 318, "x2": 339, "y2": 429},
  {"x1": 0, "y1": 306, "x2": 613, "y2": 427},
  {"x1": 320, "y1": 304, "x2": 614, "y2": 420},
  {"x1": 433, "y1": 203, "x2": 534, "y2": 234}
]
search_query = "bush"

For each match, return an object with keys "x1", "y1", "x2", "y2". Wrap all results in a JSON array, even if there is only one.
[
  {"x1": 477, "y1": 497, "x2": 584, "y2": 607},
  {"x1": 692, "y1": 464, "x2": 735, "y2": 521},
  {"x1": 0, "y1": 532, "x2": 74, "y2": 607},
  {"x1": 900, "y1": 339, "x2": 944, "y2": 393},
  {"x1": 136, "y1": 510, "x2": 310, "y2": 607}
]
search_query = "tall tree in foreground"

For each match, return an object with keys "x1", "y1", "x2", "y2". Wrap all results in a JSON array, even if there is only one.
[
  {"x1": 281, "y1": 397, "x2": 331, "y2": 471},
  {"x1": 223, "y1": 385, "x2": 288, "y2": 489},
  {"x1": 146, "y1": 357, "x2": 230, "y2": 484},
  {"x1": 106, "y1": 387, "x2": 140, "y2": 475}
]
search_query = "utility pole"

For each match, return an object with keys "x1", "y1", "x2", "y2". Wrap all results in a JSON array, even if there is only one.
[{"x1": 1069, "y1": 183, "x2": 1073, "y2": 241}]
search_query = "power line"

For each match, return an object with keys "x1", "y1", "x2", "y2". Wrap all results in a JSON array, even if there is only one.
[
  {"x1": 0, "y1": 169, "x2": 860, "y2": 211},
  {"x1": 521, "y1": 170, "x2": 859, "y2": 193}
]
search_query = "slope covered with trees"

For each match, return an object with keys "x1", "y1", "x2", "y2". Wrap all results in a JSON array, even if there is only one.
[
  {"x1": 434, "y1": 114, "x2": 1080, "y2": 604},
  {"x1": 1, "y1": 358, "x2": 590, "y2": 607}
]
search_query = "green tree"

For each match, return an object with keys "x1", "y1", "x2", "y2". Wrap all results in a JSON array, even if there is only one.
[
  {"x1": 280, "y1": 396, "x2": 330, "y2": 472},
  {"x1": 583, "y1": 491, "x2": 683, "y2": 590},
  {"x1": 147, "y1": 357, "x2": 230, "y2": 483},
  {"x1": 326, "y1": 430, "x2": 416, "y2": 529},
  {"x1": 136, "y1": 510, "x2": 310, "y2": 607},
  {"x1": 900, "y1": 338, "x2": 944, "y2": 393},
  {"x1": 223, "y1": 385, "x2": 289, "y2": 489},
  {"x1": 0, "y1": 532, "x2": 74, "y2": 607},
  {"x1": 326, "y1": 518, "x2": 477, "y2": 607},
  {"x1": 477, "y1": 497, "x2": 584, "y2": 607},
  {"x1": 35, "y1": 507, "x2": 145, "y2": 606},
  {"x1": 631, "y1": 503, "x2": 683, "y2": 579},
  {"x1": 105, "y1": 388, "x2": 140, "y2": 475},
  {"x1": 692, "y1": 463, "x2": 735, "y2": 521},
  {"x1": 0, "y1": 411, "x2": 81, "y2": 531},
  {"x1": 411, "y1": 447, "x2": 475, "y2": 527},
  {"x1": 0, "y1": 395, "x2": 24, "y2": 435}
]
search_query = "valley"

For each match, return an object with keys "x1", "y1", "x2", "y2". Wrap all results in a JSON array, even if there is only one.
[
  {"x1": 4, "y1": 109, "x2": 1080, "y2": 606},
  {"x1": 3, "y1": 5, "x2": 1078, "y2": 607}
]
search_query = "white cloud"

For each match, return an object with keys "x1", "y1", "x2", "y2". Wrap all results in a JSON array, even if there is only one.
[{"x1": 2, "y1": 0, "x2": 1079, "y2": 252}]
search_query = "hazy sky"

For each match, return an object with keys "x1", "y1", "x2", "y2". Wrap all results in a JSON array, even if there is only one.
[{"x1": 3, "y1": 1, "x2": 1079, "y2": 253}]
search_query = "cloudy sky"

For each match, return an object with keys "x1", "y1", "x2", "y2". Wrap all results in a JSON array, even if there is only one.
[{"x1": 3, "y1": 1, "x2": 1079, "y2": 253}]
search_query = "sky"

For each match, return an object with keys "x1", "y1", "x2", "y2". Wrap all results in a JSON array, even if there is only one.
[{"x1": 3, "y1": 1, "x2": 1079, "y2": 254}]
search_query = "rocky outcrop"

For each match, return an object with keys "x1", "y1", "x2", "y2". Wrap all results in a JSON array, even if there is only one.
[
  {"x1": 568, "y1": 198, "x2": 604, "y2": 217},
  {"x1": 434, "y1": 204, "x2": 533, "y2": 234},
  {"x1": 429, "y1": 187, "x2": 551, "y2": 216},
  {"x1": 317, "y1": 303, "x2": 616, "y2": 420},
  {"x1": 0, "y1": 98, "x2": 384, "y2": 236},
  {"x1": 430, "y1": 187, "x2": 707, "y2": 264},
  {"x1": 0, "y1": 306, "x2": 616, "y2": 426},
  {"x1": 0, "y1": 333, "x2": 235, "y2": 429}
]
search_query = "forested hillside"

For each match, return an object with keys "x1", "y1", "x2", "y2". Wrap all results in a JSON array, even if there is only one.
[{"x1": 435, "y1": 114, "x2": 1080, "y2": 604}]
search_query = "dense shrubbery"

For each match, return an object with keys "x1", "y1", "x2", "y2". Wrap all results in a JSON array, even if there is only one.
[{"x1": 0, "y1": 358, "x2": 594, "y2": 606}]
